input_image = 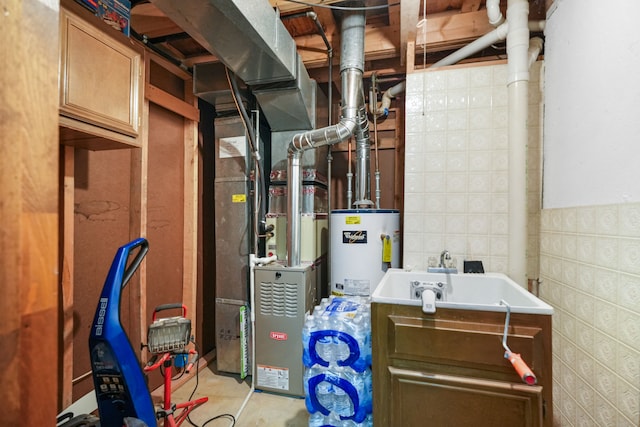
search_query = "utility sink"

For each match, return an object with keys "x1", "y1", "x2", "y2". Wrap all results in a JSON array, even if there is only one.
[{"x1": 371, "y1": 268, "x2": 553, "y2": 315}]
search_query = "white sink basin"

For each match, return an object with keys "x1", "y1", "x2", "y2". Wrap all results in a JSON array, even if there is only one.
[{"x1": 371, "y1": 268, "x2": 553, "y2": 315}]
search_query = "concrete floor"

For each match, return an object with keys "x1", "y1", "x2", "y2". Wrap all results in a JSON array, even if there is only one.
[{"x1": 169, "y1": 367, "x2": 309, "y2": 427}]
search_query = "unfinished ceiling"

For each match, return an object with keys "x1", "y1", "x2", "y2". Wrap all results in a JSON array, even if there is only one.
[{"x1": 131, "y1": 0, "x2": 549, "y2": 84}]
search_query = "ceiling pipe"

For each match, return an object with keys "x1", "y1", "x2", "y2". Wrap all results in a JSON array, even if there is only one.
[{"x1": 287, "y1": 6, "x2": 369, "y2": 267}]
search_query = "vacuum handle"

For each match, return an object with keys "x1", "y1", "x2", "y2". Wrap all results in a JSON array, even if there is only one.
[
  {"x1": 121, "y1": 238, "x2": 149, "y2": 289},
  {"x1": 152, "y1": 303, "x2": 187, "y2": 321},
  {"x1": 505, "y1": 351, "x2": 537, "y2": 385}
]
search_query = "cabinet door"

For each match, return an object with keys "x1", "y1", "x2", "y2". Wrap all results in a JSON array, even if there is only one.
[
  {"x1": 388, "y1": 367, "x2": 544, "y2": 427},
  {"x1": 59, "y1": 8, "x2": 141, "y2": 137}
]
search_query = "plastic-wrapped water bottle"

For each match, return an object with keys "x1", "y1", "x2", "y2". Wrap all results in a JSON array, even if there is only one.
[
  {"x1": 302, "y1": 313, "x2": 317, "y2": 367},
  {"x1": 308, "y1": 412, "x2": 324, "y2": 427},
  {"x1": 332, "y1": 368, "x2": 353, "y2": 419},
  {"x1": 305, "y1": 367, "x2": 334, "y2": 415},
  {"x1": 315, "y1": 313, "x2": 334, "y2": 365}
]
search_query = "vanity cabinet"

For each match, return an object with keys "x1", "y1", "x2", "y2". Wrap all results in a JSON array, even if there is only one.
[
  {"x1": 59, "y1": 5, "x2": 143, "y2": 149},
  {"x1": 372, "y1": 303, "x2": 552, "y2": 427}
]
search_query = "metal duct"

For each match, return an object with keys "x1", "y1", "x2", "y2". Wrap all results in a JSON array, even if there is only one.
[
  {"x1": 287, "y1": 6, "x2": 370, "y2": 266},
  {"x1": 150, "y1": 0, "x2": 298, "y2": 85}
]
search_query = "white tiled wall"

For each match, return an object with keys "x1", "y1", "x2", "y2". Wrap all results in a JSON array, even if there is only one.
[
  {"x1": 403, "y1": 62, "x2": 542, "y2": 277},
  {"x1": 540, "y1": 205, "x2": 640, "y2": 426}
]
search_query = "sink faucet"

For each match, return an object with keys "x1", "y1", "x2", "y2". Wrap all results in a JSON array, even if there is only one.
[
  {"x1": 427, "y1": 250, "x2": 458, "y2": 274},
  {"x1": 440, "y1": 250, "x2": 451, "y2": 268}
]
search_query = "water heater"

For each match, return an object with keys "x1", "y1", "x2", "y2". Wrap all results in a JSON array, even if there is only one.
[{"x1": 330, "y1": 209, "x2": 400, "y2": 296}]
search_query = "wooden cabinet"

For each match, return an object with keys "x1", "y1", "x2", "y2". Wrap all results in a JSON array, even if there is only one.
[
  {"x1": 372, "y1": 303, "x2": 553, "y2": 427},
  {"x1": 59, "y1": 5, "x2": 143, "y2": 149}
]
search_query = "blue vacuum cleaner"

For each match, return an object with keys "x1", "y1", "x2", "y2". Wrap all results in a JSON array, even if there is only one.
[{"x1": 88, "y1": 238, "x2": 156, "y2": 427}]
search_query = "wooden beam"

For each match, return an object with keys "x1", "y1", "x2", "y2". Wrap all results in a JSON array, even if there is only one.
[
  {"x1": 400, "y1": 0, "x2": 421, "y2": 66},
  {"x1": 61, "y1": 146, "x2": 75, "y2": 409},
  {"x1": 145, "y1": 83, "x2": 200, "y2": 122},
  {"x1": 1, "y1": 0, "x2": 59, "y2": 423},
  {"x1": 270, "y1": 0, "x2": 344, "y2": 13},
  {"x1": 182, "y1": 77, "x2": 199, "y2": 342}
]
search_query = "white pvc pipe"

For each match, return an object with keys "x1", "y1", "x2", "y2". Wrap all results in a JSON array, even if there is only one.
[
  {"x1": 507, "y1": 0, "x2": 530, "y2": 287},
  {"x1": 528, "y1": 37, "x2": 544, "y2": 67},
  {"x1": 487, "y1": 0, "x2": 505, "y2": 27},
  {"x1": 432, "y1": 23, "x2": 508, "y2": 68}
]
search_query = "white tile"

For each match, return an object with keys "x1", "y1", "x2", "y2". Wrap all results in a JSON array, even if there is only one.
[
  {"x1": 468, "y1": 151, "x2": 492, "y2": 171},
  {"x1": 446, "y1": 152, "x2": 467, "y2": 172},
  {"x1": 405, "y1": 93, "x2": 424, "y2": 114},
  {"x1": 618, "y1": 203, "x2": 640, "y2": 237},
  {"x1": 491, "y1": 194, "x2": 509, "y2": 214},
  {"x1": 467, "y1": 235, "x2": 489, "y2": 256},
  {"x1": 424, "y1": 173, "x2": 445, "y2": 193},
  {"x1": 575, "y1": 347, "x2": 596, "y2": 382},
  {"x1": 492, "y1": 106, "x2": 509, "y2": 129},
  {"x1": 446, "y1": 110, "x2": 468, "y2": 131},
  {"x1": 424, "y1": 131, "x2": 446, "y2": 152},
  {"x1": 425, "y1": 111, "x2": 447, "y2": 131},
  {"x1": 445, "y1": 214, "x2": 466, "y2": 235},
  {"x1": 617, "y1": 309, "x2": 640, "y2": 352},
  {"x1": 468, "y1": 129, "x2": 492, "y2": 151},
  {"x1": 492, "y1": 172, "x2": 509, "y2": 193},
  {"x1": 617, "y1": 342, "x2": 640, "y2": 386},
  {"x1": 423, "y1": 214, "x2": 445, "y2": 233},
  {"x1": 424, "y1": 152, "x2": 445, "y2": 172},
  {"x1": 468, "y1": 108, "x2": 492, "y2": 129},
  {"x1": 577, "y1": 207, "x2": 597, "y2": 234},
  {"x1": 618, "y1": 238, "x2": 640, "y2": 275},
  {"x1": 561, "y1": 234, "x2": 577, "y2": 261},
  {"x1": 468, "y1": 173, "x2": 491, "y2": 192},
  {"x1": 593, "y1": 237, "x2": 619, "y2": 270},
  {"x1": 446, "y1": 131, "x2": 468, "y2": 151},
  {"x1": 491, "y1": 214, "x2": 509, "y2": 235},
  {"x1": 593, "y1": 363, "x2": 618, "y2": 404},
  {"x1": 593, "y1": 330, "x2": 618, "y2": 366},
  {"x1": 469, "y1": 66, "x2": 492, "y2": 87},
  {"x1": 593, "y1": 300, "x2": 618, "y2": 338},
  {"x1": 491, "y1": 85, "x2": 508, "y2": 107},
  {"x1": 423, "y1": 194, "x2": 445, "y2": 212},
  {"x1": 404, "y1": 151, "x2": 425, "y2": 174},
  {"x1": 593, "y1": 391, "x2": 617, "y2": 427},
  {"x1": 447, "y1": 89, "x2": 468, "y2": 110},
  {"x1": 616, "y1": 378, "x2": 640, "y2": 423},
  {"x1": 492, "y1": 64, "x2": 508, "y2": 86},
  {"x1": 490, "y1": 236, "x2": 508, "y2": 256},
  {"x1": 468, "y1": 87, "x2": 492, "y2": 108},
  {"x1": 447, "y1": 68, "x2": 469, "y2": 89},
  {"x1": 468, "y1": 194, "x2": 491, "y2": 213},
  {"x1": 425, "y1": 71, "x2": 446, "y2": 91},
  {"x1": 405, "y1": 72, "x2": 424, "y2": 94},
  {"x1": 596, "y1": 205, "x2": 619, "y2": 236},
  {"x1": 404, "y1": 172, "x2": 424, "y2": 193},
  {"x1": 618, "y1": 273, "x2": 640, "y2": 312},
  {"x1": 467, "y1": 214, "x2": 491, "y2": 235},
  {"x1": 445, "y1": 194, "x2": 467, "y2": 213},
  {"x1": 445, "y1": 173, "x2": 467, "y2": 193},
  {"x1": 425, "y1": 92, "x2": 447, "y2": 111},
  {"x1": 492, "y1": 150, "x2": 509, "y2": 171}
]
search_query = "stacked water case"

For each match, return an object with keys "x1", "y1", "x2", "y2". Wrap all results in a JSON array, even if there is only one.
[{"x1": 302, "y1": 296, "x2": 373, "y2": 427}]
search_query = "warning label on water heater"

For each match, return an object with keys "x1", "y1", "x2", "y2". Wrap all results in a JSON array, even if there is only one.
[{"x1": 342, "y1": 230, "x2": 367, "y2": 244}]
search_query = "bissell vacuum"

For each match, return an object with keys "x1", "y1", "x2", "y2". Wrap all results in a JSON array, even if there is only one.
[{"x1": 60, "y1": 237, "x2": 207, "y2": 427}]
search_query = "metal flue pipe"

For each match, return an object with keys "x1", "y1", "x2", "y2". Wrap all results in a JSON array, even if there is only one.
[{"x1": 287, "y1": 6, "x2": 369, "y2": 266}]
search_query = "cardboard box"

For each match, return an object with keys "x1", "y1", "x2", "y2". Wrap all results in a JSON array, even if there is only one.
[
  {"x1": 76, "y1": 0, "x2": 131, "y2": 36},
  {"x1": 96, "y1": 0, "x2": 130, "y2": 36}
]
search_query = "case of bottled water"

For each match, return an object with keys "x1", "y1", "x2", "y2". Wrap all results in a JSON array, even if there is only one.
[{"x1": 302, "y1": 297, "x2": 373, "y2": 426}]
